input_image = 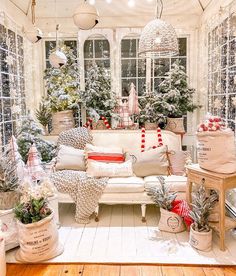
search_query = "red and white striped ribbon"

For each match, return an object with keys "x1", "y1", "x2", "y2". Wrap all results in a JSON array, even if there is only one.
[
  {"x1": 83, "y1": 116, "x2": 111, "y2": 129},
  {"x1": 140, "y1": 127, "x2": 163, "y2": 152}
]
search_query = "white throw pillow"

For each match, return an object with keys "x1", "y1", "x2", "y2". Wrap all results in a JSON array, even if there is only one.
[
  {"x1": 87, "y1": 159, "x2": 133, "y2": 178},
  {"x1": 55, "y1": 145, "x2": 85, "y2": 171}
]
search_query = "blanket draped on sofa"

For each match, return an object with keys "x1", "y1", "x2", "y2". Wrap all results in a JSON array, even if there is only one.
[
  {"x1": 50, "y1": 127, "x2": 108, "y2": 224},
  {"x1": 51, "y1": 170, "x2": 107, "y2": 224}
]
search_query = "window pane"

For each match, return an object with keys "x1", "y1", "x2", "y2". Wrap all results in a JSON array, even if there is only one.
[
  {"x1": 153, "y1": 58, "x2": 170, "y2": 76},
  {"x1": 178, "y1": 38, "x2": 187, "y2": 56},
  {"x1": 8, "y1": 30, "x2": 16, "y2": 54},
  {"x1": 0, "y1": 49, "x2": 8, "y2": 72},
  {"x1": 171, "y1": 58, "x2": 187, "y2": 71},
  {"x1": 64, "y1": 40, "x2": 77, "y2": 57},
  {"x1": 121, "y1": 39, "x2": 136, "y2": 58},
  {"x1": 95, "y1": 39, "x2": 110, "y2": 58},
  {"x1": 137, "y1": 78, "x2": 146, "y2": 96},
  {"x1": 138, "y1": 59, "x2": 146, "y2": 77},
  {"x1": 84, "y1": 40, "x2": 93, "y2": 58},
  {"x1": 121, "y1": 59, "x2": 136, "y2": 78},
  {"x1": 0, "y1": 25, "x2": 7, "y2": 49},
  {"x1": 122, "y1": 78, "x2": 136, "y2": 97},
  {"x1": 45, "y1": 41, "x2": 56, "y2": 59},
  {"x1": 96, "y1": 59, "x2": 110, "y2": 69}
]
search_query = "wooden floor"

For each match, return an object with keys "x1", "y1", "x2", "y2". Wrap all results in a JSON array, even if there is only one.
[
  {"x1": 6, "y1": 264, "x2": 236, "y2": 276},
  {"x1": 6, "y1": 204, "x2": 236, "y2": 265}
]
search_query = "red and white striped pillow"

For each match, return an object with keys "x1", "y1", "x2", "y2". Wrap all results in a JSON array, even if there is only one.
[{"x1": 85, "y1": 144, "x2": 125, "y2": 163}]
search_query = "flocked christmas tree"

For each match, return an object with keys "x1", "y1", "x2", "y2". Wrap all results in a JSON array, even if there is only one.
[
  {"x1": 158, "y1": 61, "x2": 200, "y2": 118},
  {"x1": 80, "y1": 63, "x2": 117, "y2": 119},
  {"x1": 16, "y1": 116, "x2": 56, "y2": 163},
  {"x1": 44, "y1": 45, "x2": 80, "y2": 112}
]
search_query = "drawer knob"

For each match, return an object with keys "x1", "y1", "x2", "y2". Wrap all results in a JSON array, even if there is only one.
[{"x1": 201, "y1": 178, "x2": 205, "y2": 184}]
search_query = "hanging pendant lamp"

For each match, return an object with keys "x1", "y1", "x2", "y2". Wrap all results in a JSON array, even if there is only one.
[
  {"x1": 139, "y1": 0, "x2": 178, "y2": 58},
  {"x1": 24, "y1": 0, "x2": 43, "y2": 43},
  {"x1": 49, "y1": 25, "x2": 67, "y2": 68}
]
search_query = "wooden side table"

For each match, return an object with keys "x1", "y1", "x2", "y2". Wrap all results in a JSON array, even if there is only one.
[{"x1": 186, "y1": 164, "x2": 236, "y2": 251}]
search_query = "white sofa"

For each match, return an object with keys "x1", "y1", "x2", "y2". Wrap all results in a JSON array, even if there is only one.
[{"x1": 55, "y1": 130, "x2": 187, "y2": 222}]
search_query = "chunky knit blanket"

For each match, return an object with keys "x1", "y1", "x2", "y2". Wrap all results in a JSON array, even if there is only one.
[
  {"x1": 51, "y1": 170, "x2": 108, "y2": 224},
  {"x1": 51, "y1": 127, "x2": 108, "y2": 224}
]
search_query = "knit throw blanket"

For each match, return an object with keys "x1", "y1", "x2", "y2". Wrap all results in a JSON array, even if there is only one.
[{"x1": 51, "y1": 170, "x2": 108, "y2": 224}]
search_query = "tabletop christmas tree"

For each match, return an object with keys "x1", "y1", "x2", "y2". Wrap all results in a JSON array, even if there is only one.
[{"x1": 81, "y1": 63, "x2": 117, "y2": 120}]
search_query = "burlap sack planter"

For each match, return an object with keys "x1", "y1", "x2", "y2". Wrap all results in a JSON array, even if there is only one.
[
  {"x1": 145, "y1": 122, "x2": 157, "y2": 130},
  {"x1": 15, "y1": 212, "x2": 63, "y2": 263},
  {"x1": 158, "y1": 208, "x2": 185, "y2": 233},
  {"x1": 51, "y1": 110, "x2": 75, "y2": 135},
  {"x1": 0, "y1": 191, "x2": 20, "y2": 210},
  {"x1": 189, "y1": 224, "x2": 212, "y2": 251},
  {"x1": 197, "y1": 129, "x2": 236, "y2": 174},
  {"x1": 165, "y1": 117, "x2": 185, "y2": 133},
  {"x1": 0, "y1": 239, "x2": 6, "y2": 276}
]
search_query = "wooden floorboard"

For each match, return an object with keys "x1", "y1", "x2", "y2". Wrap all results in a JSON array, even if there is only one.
[{"x1": 6, "y1": 264, "x2": 236, "y2": 276}]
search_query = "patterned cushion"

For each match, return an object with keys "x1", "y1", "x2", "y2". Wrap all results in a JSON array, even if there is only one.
[{"x1": 57, "y1": 127, "x2": 92, "y2": 150}]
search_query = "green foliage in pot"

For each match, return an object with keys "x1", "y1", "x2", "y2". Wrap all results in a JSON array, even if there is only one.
[
  {"x1": 147, "y1": 176, "x2": 177, "y2": 211},
  {"x1": 44, "y1": 44, "x2": 81, "y2": 113},
  {"x1": 189, "y1": 185, "x2": 218, "y2": 232},
  {"x1": 80, "y1": 63, "x2": 118, "y2": 119},
  {"x1": 0, "y1": 151, "x2": 19, "y2": 192},
  {"x1": 35, "y1": 98, "x2": 52, "y2": 131},
  {"x1": 16, "y1": 116, "x2": 56, "y2": 163},
  {"x1": 14, "y1": 197, "x2": 52, "y2": 224},
  {"x1": 158, "y1": 61, "x2": 200, "y2": 118}
]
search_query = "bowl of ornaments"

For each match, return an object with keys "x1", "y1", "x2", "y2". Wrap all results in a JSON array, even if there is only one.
[{"x1": 197, "y1": 115, "x2": 225, "y2": 132}]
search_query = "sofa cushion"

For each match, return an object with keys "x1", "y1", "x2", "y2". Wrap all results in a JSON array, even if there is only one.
[
  {"x1": 104, "y1": 177, "x2": 145, "y2": 193},
  {"x1": 144, "y1": 175, "x2": 187, "y2": 192}
]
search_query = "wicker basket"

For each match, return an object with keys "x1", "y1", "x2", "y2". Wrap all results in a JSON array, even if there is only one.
[
  {"x1": 144, "y1": 122, "x2": 157, "y2": 130},
  {"x1": 165, "y1": 117, "x2": 185, "y2": 133},
  {"x1": 51, "y1": 110, "x2": 75, "y2": 135}
]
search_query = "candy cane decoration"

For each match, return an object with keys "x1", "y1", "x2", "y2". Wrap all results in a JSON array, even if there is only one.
[
  {"x1": 83, "y1": 116, "x2": 111, "y2": 130},
  {"x1": 140, "y1": 127, "x2": 163, "y2": 152}
]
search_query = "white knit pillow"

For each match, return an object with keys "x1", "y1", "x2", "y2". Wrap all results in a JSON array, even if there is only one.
[{"x1": 86, "y1": 159, "x2": 133, "y2": 178}]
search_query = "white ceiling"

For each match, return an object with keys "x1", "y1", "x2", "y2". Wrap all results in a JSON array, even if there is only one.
[{"x1": 10, "y1": 0, "x2": 213, "y2": 18}]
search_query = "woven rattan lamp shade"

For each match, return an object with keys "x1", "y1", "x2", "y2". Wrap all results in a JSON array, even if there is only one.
[{"x1": 139, "y1": 18, "x2": 178, "y2": 58}]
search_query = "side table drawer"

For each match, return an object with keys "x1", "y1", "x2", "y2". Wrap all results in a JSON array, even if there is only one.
[{"x1": 188, "y1": 172, "x2": 222, "y2": 187}]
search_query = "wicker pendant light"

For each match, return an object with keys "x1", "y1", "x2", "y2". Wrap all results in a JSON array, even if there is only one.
[{"x1": 139, "y1": 0, "x2": 178, "y2": 58}]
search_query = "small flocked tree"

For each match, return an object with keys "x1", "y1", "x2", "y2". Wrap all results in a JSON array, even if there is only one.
[
  {"x1": 80, "y1": 63, "x2": 117, "y2": 119},
  {"x1": 16, "y1": 116, "x2": 56, "y2": 163},
  {"x1": 44, "y1": 45, "x2": 80, "y2": 112},
  {"x1": 158, "y1": 61, "x2": 199, "y2": 118}
]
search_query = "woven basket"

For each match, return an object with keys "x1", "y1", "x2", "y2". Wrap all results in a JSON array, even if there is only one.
[
  {"x1": 165, "y1": 117, "x2": 185, "y2": 133},
  {"x1": 144, "y1": 122, "x2": 157, "y2": 130},
  {"x1": 0, "y1": 191, "x2": 20, "y2": 210},
  {"x1": 51, "y1": 110, "x2": 75, "y2": 135}
]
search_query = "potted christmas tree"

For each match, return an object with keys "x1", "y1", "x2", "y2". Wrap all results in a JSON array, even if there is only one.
[
  {"x1": 35, "y1": 98, "x2": 52, "y2": 135},
  {"x1": 189, "y1": 184, "x2": 218, "y2": 251},
  {"x1": 139, "y1": 91, "x2": 166, "y2": 130},
  {"x1": 147, "y1": 176, "x2": 185, "y2": 233},
  {"x1": 44, "y1": 45, "x2": 80, "y2": 135},
  {"x1": 159, "y1": 61, "x2": 200, "y2": 133},
  {"x1": 80, "y1": 63, "x2": 117, "y2": 128}
]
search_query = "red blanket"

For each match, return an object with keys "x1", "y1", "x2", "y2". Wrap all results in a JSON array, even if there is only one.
[{"x1": 171, "y1": 200, "x2": 193, "y2": 227}]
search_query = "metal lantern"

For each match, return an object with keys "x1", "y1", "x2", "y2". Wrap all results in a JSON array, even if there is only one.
[
  {"x1": 49, "y1": 50, "x2": 67, "y2": 68},
  {"x1": 139, "y1": 0, "x2": 178, "y2": 57},
  {"x1": 73, "y1": 1, "x2": 99, "y2": 30}
]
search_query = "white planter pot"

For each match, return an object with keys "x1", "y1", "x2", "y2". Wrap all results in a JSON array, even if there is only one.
[
  {"x1": 16, "y1": 211, "x2": 63, "y2": 262},
  {"x1": 0, "y1": 239, "x2": 6, "y2": 276},
  {"x1": 165, "y1": 117, "x2": 185, "y2": 133},
  {"x1": 0, "y1": 191, "x2": 20, "y2": 210},
  {"x1": 189, "y1": 224, "x2": 212, "y2": 251},
  {"x1": 51, "y1": 110, "x2": 75, "y2": 135},
  {"x1": 158, "y1": 208, "x2": 185, "y2": 233}
]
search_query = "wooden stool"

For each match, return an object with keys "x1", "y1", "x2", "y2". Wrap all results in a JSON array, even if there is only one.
[{"x1": 186, "y1": 164, "x2": 236, "y2": 251}]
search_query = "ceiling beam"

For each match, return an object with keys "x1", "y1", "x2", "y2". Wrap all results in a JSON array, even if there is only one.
[
  {"x1": 197, "y1": 0, "x2": 205, "y2": 11},
  {"x1": 9, "y1": 0, "x2": 28, "y2": 15}
]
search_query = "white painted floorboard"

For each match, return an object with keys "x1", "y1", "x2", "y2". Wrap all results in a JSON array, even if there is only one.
[{"x1": 6, "y1": 203, "x2": 236, "y2": 265}]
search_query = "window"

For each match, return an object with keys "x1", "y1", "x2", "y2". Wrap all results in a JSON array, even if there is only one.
[
  {"x1": 208, "y1": 13, "x2": 236, "y2": 133},
  {"x1": 84, "y1": 35, "x2": 110, "y2": 78},
  {"x1": 0, "y1": 24, "x2": 26, "y2": 149},
  {"x1": 45, "y1": 40, "x2": 78, "y2": 68},
  {"x1": 121, "y1": 37, "x2": 146, "y2": 97},
  {"x1": 151, "y1": 38, "x2": 187, "y2": 92}
]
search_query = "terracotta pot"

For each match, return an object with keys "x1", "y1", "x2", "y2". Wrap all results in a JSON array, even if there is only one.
[
  {"x1": 189, "y1": 224, "x2": 212, "y2": 251},
  {"x1": 0, "y1": 191, "x2": 20, "y2": 210},
  {"x1": 145, "y1": 122, "x2": 157, "y2": 130},
  {"x1": 165, "y1": 117, "x2": 185, "y2": 133},
  {"x1": 158, "y1": 208, "x2": 185, "y2": 233},
  {"x1": 92, "y1": 119, "x2": 107, "y2": 130},
  {"x1": 51, "y1": 110, "x2": 75, "y2": 135}
]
